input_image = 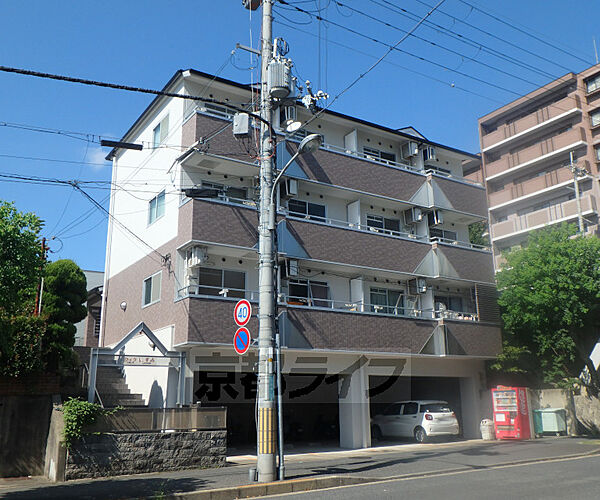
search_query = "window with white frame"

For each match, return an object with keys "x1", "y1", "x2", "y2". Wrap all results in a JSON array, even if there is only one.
[
  {"x1": 196, "y1": 267, "x2": 245, "y2": 298},
  {"x1": 152, "y1": 115, "x2": 169, "y2": 148},
  {"x1": 595, "y1": 145, "x2": 600, "y2": 162},
  {"x1": 288, "y1": 278, "x2": 330, "y2": 307},
  {"x1": 370, "y1": 287, "x2": 404, "y2": 315},
  {"x1": 587, "y1": 74, "x2": 600, "y2": 93},
  {"x1": 143, "y1": 271, "x2": 162, "y2": 307},
  {"x1": 148, "y1": 190, "x2": 166, "y2": 225},
  {"x1": 590, "y1": 109, "x2": 600, "y2": 127},
  {"x1": 366, "y1": 214, "x2": 401, "y2": 234},
  {"x1": 287, "y1": 198, "x2": 326, "y2": 221}
]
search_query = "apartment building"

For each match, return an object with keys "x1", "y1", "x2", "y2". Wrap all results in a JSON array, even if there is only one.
[
  {"x1": 98, "y1": 69, "x2": 501, "y2": 448},
  {"x1": 479, "y1": 64, "x2": 600, "y2": 269}
]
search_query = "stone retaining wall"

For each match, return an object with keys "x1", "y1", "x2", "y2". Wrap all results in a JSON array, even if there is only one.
[{"x1": 65, "y1": 430, "x2": 226, "y2": 480}]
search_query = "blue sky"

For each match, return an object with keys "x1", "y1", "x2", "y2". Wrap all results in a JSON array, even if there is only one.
[{"x1": 0, "y1": 0, "x2": 598, "y2": 272}]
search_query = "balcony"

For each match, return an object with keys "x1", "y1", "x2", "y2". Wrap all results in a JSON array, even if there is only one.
[
  {"x1": 491, "y1": 194, "x2": 597, "y2": 241},
  {"x1": 485, "y1": 127, "x2": 587, "y2": 180},
  {"x1": 481, "y1": 95, "x2": 581, "y2": 151},
  {"x1": 282, "y1": 307, "x2": 500, "y2": 356},
  {"x1": 488, "y1": 166, "x2": 576, "y2": 209},
  {"x1": 283, "y1": 217, "x2": 431, "y2": 275},
  {"x1": 182, "y1": 110, "x2": 484, "y2": 212}
]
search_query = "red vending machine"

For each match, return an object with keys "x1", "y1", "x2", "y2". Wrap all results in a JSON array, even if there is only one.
[{"x1": 491, "y1": 386, "x2": 532, "y2": 440}]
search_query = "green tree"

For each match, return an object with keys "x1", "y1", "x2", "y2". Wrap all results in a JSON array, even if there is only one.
[
  {"x1": 493, "y1": 224, "x2": 600, "y2": 393},
  {"x1": 0, "y1": 201, "x2": 44, "y2": 314},
  {"x1": 468, "y1": 220, "x2": 489, "y2": 247},
  {"x1": 41, "y1": 260, "x2": 88, "y2": 371}
]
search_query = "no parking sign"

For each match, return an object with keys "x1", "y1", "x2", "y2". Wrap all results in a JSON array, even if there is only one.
[
  {"x1": 233, "y1": 327, "x2": 251, "y2": 355},
  {"x1": 233, "y1": 299, "x2": 252, "y2": 355}
]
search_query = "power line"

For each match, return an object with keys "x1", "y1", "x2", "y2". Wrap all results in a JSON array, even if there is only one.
[
  {"x1": 332, "y1": 0, "x2": 544, "y2": 88},
  {"x1": 457, "y1": 0, "x2": 594, "y2": 66},
  {"x1": 276, "y1": 1, "x2": 522, "y2": 97},
  {"x1": 369, "y1": 0, "x2": 560, "y2": 81},
  {"x1": 275, "y1": 18, "x2": 502, "y2": 104},
  {"x1": 412, "y1": 0, "x2": 579, "y2": 74}
]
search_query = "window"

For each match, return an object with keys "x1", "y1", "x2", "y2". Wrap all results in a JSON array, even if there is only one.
[
  {"x1": 288, "y1": 199, "x2": 326, "y2": 221},
  {"x1": 370, "y1": 287, "x2": 404, "y2": 315},
  {"x1": 383, "y1": 403, "x2": 403, "y2": 415},
  {"x1": 197, "y1": 267, "x2": 245, "y2": 298},
  {"x1": 366, "y1": 214, "x2": 401, "y2": 234},
  {"x1": 90, "y1": 307, "x2": 101, "y2": 338},
  {"x1": 198, "y1": 181, "x2": 248, "y2": 201},
  {"x1": 143, "y1": 272, "x2": 162, "y2": 307},
  {"x1": 587, "y1": 74, "x2": 600, "y2": 93},
  {"x1": 403, "y1": 402, "x2": 418, "y2": 415},
  {"x1": 429, "y1": 228, "x2": 457, "y2": 241},
  {"x1": 595, "y1": 145, "x2": 600, "y2": 162},
  {"x1": 363, "y1": 146, "x2": 396, "y2": 164},
  {"x1": 288, "y1": 278, "x2": 330, "y2": 307},
  {"x1": 435, "y1": 294, "x2": 464, "y2": 312},
  {"x1": 152, "y1": 115, "x2": 169, "y2": 148},
  {"x1": 148, "y1": 190, "x2": 166, "y2": 224},
  {"x1": 590, "y1": 109, "x2": 600, "y2": 127}
]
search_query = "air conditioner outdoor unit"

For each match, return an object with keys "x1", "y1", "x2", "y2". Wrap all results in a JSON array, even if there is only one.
[
  {"x1": 409, "y1": 278, "x2": 428, "y2": 295},
  {"x1": 401, "y1": 141, "x2": 419, "y2": 159},
  {"x1": 280, "y1": 178, "x2": 298, "y2": 198},
  {"x1": 187, "y1": 246, "x2": 208, "y2": 268},
  {"x1": 428, "y1": 210, "x2": 443, "y2": 226},
  {"x1": 404, "y1": 207, "x2": 423, "y2": 225}
]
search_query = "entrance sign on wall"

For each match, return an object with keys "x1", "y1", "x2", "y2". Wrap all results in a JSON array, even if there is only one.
[
  {"x1": 234, "y1": 299, "x2": 252, "y2": 327},
  {"x1": 233, "y1": 327, "x2": 251, "y2": 355}
]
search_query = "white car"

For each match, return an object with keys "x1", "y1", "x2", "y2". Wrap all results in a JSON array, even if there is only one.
[{"x1": 371, "y1": 400, "x2": 460, "y2": 443}]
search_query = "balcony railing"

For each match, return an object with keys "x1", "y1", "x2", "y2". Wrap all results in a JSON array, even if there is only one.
[
  {"x1": 491, "y1": 194, "x2": 597, "y2": 240},
  {"x1": 179, "y1": 285, "x2": 480, "y2": 322},
  {"x1": 485, "y1": 127, "x2": 586, "y2": 179},
  {"x1": 429, "y1": 236, "x2": 490, "y2": 252},
  {"x1": 488, "y1": 166, "x2": 575, "y2": 208},
  {"x1": 283, "y1": 211, "x2": 429, "y2": 242},
  {"x1": 481, "y1": 95, "x2": 580, "y2": 150},
  {"x1": 178, "y1": 285, "x2": 259, "y2": 301}
]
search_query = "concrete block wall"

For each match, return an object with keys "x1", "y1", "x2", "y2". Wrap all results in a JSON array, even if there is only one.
[{"x1": 65, "y1": 430, "x2": 226, "y2": 480}]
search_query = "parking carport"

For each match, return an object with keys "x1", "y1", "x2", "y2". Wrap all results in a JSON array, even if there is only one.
[
  {"x1": 369, "y1": 375, "x2": 463, "y2": 440},
  {"x1": 194, "y1": 370, "x2": 339, "y2": 450}
]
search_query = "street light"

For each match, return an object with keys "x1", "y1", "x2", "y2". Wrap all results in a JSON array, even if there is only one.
[
  {"x1": 269, "y1": 133, "x2": 323, "y2": 226},
  {"x1": 263, "y1": 132, "x2": 321, "y2": 481}
]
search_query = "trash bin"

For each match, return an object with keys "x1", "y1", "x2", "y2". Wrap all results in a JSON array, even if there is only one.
[
  {"x1": 533, "y1": 408, "x2": 567, "y2": 436},
  {"x1": 480, "y1": 418, "x2": 496, "y2": 440}
]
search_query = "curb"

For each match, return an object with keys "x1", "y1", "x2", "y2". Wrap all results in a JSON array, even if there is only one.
[
  {"x1": 162, "y1": 446, "x2": 600, "y2": 500},
  {"x1": 169, "y1": 476, "x2": 378, "y2": 500}
]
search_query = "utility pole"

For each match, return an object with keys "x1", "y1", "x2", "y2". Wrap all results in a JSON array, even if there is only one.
[
  {"x1": 256, "y1": 0, "x2": 277, "y2": 483},
  {"x1": 33, "y1": 237, "x2": 47, "y2": 316},
  {"x1": 569, "y1": 151, "x2": 585, "y2": 234}
]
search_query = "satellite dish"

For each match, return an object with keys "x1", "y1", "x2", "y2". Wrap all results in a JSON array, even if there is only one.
[{"x1": 284, "y1": 119, "x2": 302, "y2": 133}]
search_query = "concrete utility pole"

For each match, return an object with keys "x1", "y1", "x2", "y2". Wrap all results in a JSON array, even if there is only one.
[
  {"x1": 569, "y1": 151, "x2": 585, "y2": 234},
  {"x1": 256, "y1": 0, "x2": 277, "y2": 483}
]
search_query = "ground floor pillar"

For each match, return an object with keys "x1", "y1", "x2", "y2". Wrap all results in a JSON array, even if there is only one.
[{"x1": 338, "y1": 360, "x2": 371, "y2": 449}]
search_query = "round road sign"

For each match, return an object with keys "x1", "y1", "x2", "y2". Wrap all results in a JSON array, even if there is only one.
[
  {"x1": 233, "y1": 327, "x2": 251, "y2": 355},
  {"x1": 234, "y1": 299, "x2": 252, "y2": 327}
]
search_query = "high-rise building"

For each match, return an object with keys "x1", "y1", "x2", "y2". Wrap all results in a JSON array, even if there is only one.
[{"x1": 479, "y1": 64, "x2": 600, "y2": 269}]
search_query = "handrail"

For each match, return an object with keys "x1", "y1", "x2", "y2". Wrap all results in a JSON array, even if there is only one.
[
  {"x1": 82, "y1": 362, "x2": 104, "y2": 408},
  {"x1": 434, "y1": 308, "x2": 479, "y2": 321},
  {"x1": 178, "y1": 284, "x2": 259, "y2": 301}
]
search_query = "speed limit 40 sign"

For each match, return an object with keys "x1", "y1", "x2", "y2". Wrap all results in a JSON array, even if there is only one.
[{"x1": 233, "y1": 299, "x2": 252, "y2": 327}]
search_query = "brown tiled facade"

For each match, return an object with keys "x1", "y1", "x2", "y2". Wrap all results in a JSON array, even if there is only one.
[
  {"x1": 105, "y1": 70, "x2": 501, "y2": 362},
  {"x1": 479, "y1": 64, "x2": 600, "y2": 266}
]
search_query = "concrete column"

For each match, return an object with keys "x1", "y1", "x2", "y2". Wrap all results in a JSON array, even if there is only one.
[
  {"x1": 460, "y1": 375, "x2": 482, "y2": 439},
  {"x1": 339, "y1": 360, "x2": 371, "y2": 449}
]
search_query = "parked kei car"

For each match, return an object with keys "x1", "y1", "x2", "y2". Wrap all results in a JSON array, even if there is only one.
[{"x1": 371, "y1": 400, "x2": 460, "y2": 443}]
